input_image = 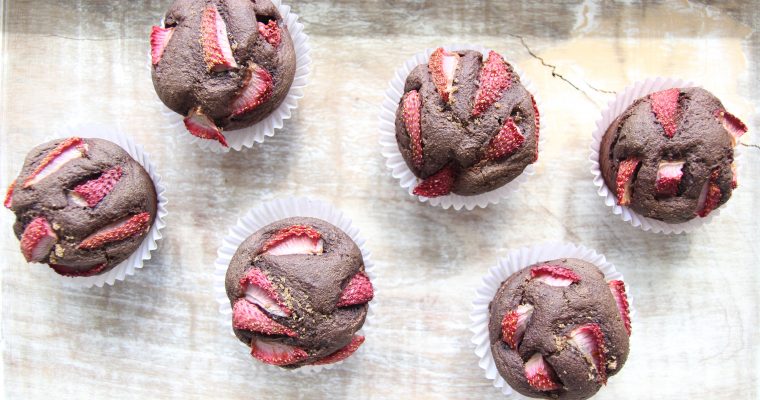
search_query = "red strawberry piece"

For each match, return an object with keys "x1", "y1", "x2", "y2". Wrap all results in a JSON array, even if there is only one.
[
  {"x1": 568, "y1": 324, "x2": 607, "y2": 384},
  {"x1": 70, "y1": 166, "x2": 123, "y2": 207},
  {"x1": 530, "y1": 265, "x2": 580, "y2": 287},
  {"x1": 231, "y1": 63, "x2": 274, "y2": 118},
  {"x1": 78, "y1": 212, "x2": 151, "y2": 250},
  {"x1": 472, "y1": 51, "x2": 512, "y2": 116},
  {"x1": 531, "y1": 94, "x2": 540, "y2": 162},
  {"x1": 715, "y1": 109, "x2": 747, "y2": 145},
  {"x1": 257, "y1": 20, "x2": 281, "y2": 47},
  {"x1": 150, "y1": 26, "x2": 174, "y2": 65},
  {"x1": 428, "y1": 47, "x2": 459, "y2": 103},
  {"x1": 650, "y1": 88, "x2": 680, "y2": 138},
  {"x1": 413, "y1": 165, "x2": 455, "y2": 198},
  {"x1": 20, "y1": 217, "x2": 57, "y2": 262},
  {"x1": 200, "y1": 4, "x2": 238, "y2": 72},
  {"x1": 262, "y1": 225, "x2": 323, "y2": 256},
  {"x1": 501, "y1": 304, "x2": 534, "y2": 349},
  {"x1": 696, "y1": 169, "x2": 722, "y2": 218},
  {"x1": 183, "y1": 107, "x2": 229, "y2": 147},
  {"x1": 484, "y1": 118, "x2": 525, "y2": 161},
  {"x1": 615, "y1": 157, "x2": 640, "y2": 206},
  {"x1": 524, "y1": 353, "x2": 561, "y2": 391},
  {"x1": 232, "y1": 299, "x2": 297, "y2": 337},
  {"x1": 337, "y1": 271, "x2": 374, "y2": 307},
  {"x1": 241, "y1": 268, "x2": 292, "y2": 317},
  {"x1": 402, "y1": 90, "x2": 423, "y2": 170},
  {"x1": 23, "y1": 137, "x2": 88, "y2": 188},
  {"x1": 731, "y1": 163, "x2": 738, "y2": 189},
  {"x1": 609, "y1": 280, "x2": 632, "y2": 335},
  {"x1": 48, "y1": 263, "x2": 107, "y2": 278},
  {"x1": 250, "y1": 339, "x2": 309, "y2": 366},
  {"x1": 311, "y1": 335, "x2": 365, "y2": 365},
  {"x1": 4, "y1": 178, "x2": 16, "y2": 209},
  {"x1": 654, "y1": 160, "x2": 684, "y2": 197}
]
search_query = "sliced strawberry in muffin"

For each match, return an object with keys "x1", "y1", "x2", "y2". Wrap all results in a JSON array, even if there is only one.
[
  {"x1": 484, "y1": 118, "x2": 525, "y2": 161},
  {"x1": 78, "y1": 212, "x2": 151, "y2": 250},
  {"x1": 250, "y1": 339, "x2": 308, "y2": 366},
  {"x1": 337, "y1": 272, "x2": 374, "y2": 307},
  {"x1": 654, "y1": 160, "x2": 684, "y2": 197},
  {"x1": 150, "y1": 26, "x2": 174, "y2": 65},
  {"x1": 428, "y1": 48, "x2": 459, "y2": 103},
  {"x1": 231, "y1": 63, "x2": 274, "y2": 118},
  {"x1": 615, "y1": 157, "x2": 640, "y2": 206},
  {"x1": 24, "y1": 137, "x2": 88, "y2": 188},
  {"x1": 524, "y1": 353, "x2": 561, "y2": 391},
  {"x1": 401, "y1": 90, "x2": 424, "y2": 170},
  {"x1": 257, "y1": 20, "x2": 281, "y2": 47},
  {"x1": 200, "y1": 3, "x2": 238, "y2": 72},
  {"x1": 608, "y1": 280, "x2": 632, "y2": 335},
  {"x1": 69, "y1": 166, "x2": 123, "y2": 207},
  {"x1": 501, "y1": 304, "x2": 534, "y2": 349},
  {"x1": 472, "y1": 51, "x2": 512, "y2": 117},
  {"x1": 262, "y1": 225, "x2": 323, "y2": 256},
  {"x1": 568, "y1": 324, "x2": 608, "y2": 384},
  {"x1": 183, "y1": 107, "x2": 228, "y2": 147},
  {"x1": 530, "y1": 265, "x2": 580, "y2": 287},
  {"x1": 241, "y1": 268, "x2": 292, "y2": 317},
  {"x1": 232, "y1": 299, "x2": 297, "y2": 337},
  {"x1": 413, "y1": 165, "x2": 455, "y2": 198},
  {"x1": 20, "y1": 217, "x2": 58, "y2": 262}
]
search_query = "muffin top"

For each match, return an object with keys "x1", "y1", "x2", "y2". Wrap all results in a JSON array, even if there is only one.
[
  {"x1": 395, "y1": 48, "x2": 539, "y2": 197},
  {"x1": 600, "y1": 87, "x2": 747, "y2": 223},
  {"x1": 225, "y1": 217, "x2": 373, "y2": 368},
  {"x1": 5, "y1": 137, "x2": 157, "y2": 277},
  {"x1": 488, "y1": 259, "x2": 631, "y2": 400},
  {"x1": 151, "y1": 0, "x2": 296, "y2": 147}
]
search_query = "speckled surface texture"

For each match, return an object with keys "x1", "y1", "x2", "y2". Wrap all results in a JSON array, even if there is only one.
[{"x1": 1, "y1": 1, "x2": 759, "y2": 399}]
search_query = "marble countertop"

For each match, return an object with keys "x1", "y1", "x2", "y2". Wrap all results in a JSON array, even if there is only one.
[{"x1": 1, "y1": 1, "x2": 758, "y2": 398}]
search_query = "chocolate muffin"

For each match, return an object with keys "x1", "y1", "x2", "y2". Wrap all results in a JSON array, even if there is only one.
[
  {"x1": 488, "y1": 259, "x2": 631, "y2": 400},
  {"x1": 600, "y1": 87, "x2": 747, "y2": 223},
  {"x1": 151, "y1": 0, "x2": 296, "y2": 147},
  {"x1": 395, "y1": 48, "x2": 539, "y2": 197},
  {"x1": 225, "y1": 217, "x2": 373, "y2": 368},
  {"x1": 4, "y1": 137, "x2": 158, "y2": 277}
]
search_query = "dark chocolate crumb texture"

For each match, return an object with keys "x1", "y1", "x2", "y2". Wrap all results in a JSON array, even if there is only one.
[
  {"x1": 488, "y1": 259, "x2": 631, "y2": 400},
  {"x1": 600, "y1": 87, "x2": 747, "y2": 223},
  {"x1": 5, "y1": 138, "x2": 158, "y2": 277},
  {"x1": 225, "y1": 217, "x2": 373, "y2": 368},
  {"x1": 151, "y1": 0, "x2": 296, "y2": 147},
  {"x1": 395, "y1": 48, "x2": 540, "y2": 197}
]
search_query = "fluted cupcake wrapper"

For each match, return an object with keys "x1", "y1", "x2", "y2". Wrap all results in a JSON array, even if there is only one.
[
  {"x1": 469, "y1": 242, "x2": 635, "y2": 397},
  {"x1": 379, "y1": 44, "x2": 545, "y2": 211},
  {"x1": 150, "y1": 0, "x2": 311, "y2": 153},
  {"x1": 213, "y1": 197, "x2": 377, "y2": 374},
  {"x1": 589, "y1": 77, "x2": 743, "y2": 234},
  {"x1": 42, "y1": 124, "x2": 168, "y2": 288}
]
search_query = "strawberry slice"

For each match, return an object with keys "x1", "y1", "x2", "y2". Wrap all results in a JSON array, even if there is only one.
[
  {"x1": 731, "y1": 163, "x2": 738, "y2": 189},
  {"x1": 231, "y1": 63, "x2": 274, "y2": 118},
  {"x1": 232, "y1": 299, "x2": 297, "y2": 337},
  {"x1": 241, "y1": 268, "x2": 292, "y2": 317},
  {"x1": 530, "y1": 265, "x2": 580, "y2": 287},
  {"x1": 531, "y1": 94, "x2": 540, "y2": 162},
  {"x1": 150, "y1": 26, "x2": 174, "y2": 65},
  {"x1": 257, "y1": 20, "x2": 281, "y2": 47},
  {"x1": 183, "y1": 107, "x2": 228, "y2": 147},
  {"x1": 262, "y1": 225, "x2": 323, "y2": 256},
  {"x1": 24, "y1": 137, "x2": 88, "y2": 188},
  {"x1": 78, "y1": 212, "x2": 151, "y2": 250},
  {"x1": 428, "y1": 48, "x2": 459, "y2": 103},
  {"x1": 200, "y1": 4, "x2": 238, "y2": 72},
  {"x1": 524, "y1": 353, "x2": 561, "y2": 391},
  {"x1": 568, "y1": 324, "x2": 607, "y2": 384},
  {"x1": 311, "y1": 335, "x2": 365, "y2": 365},
  {"x1": 48, "y1": 263, "x2": 107, "y2": 277},
  {"x1": 650, "y1": 88, "x2": 680, "y2": 138},
  {"x1": 715, "y1": 109, "x2": 747, "y2": 145},
  {"x1": 696, "y1": 169, "x2": 722, "y2": 218},
  {"x1": 608, "y1": 280, "x2": 632, "y2": 335},
  {"x1": 655, "y1": 160, "x2": 684, "y2": 197},
  {"x1": 484, "y1": 118, "x2": 525, "y2": 161},
  {"x1": 413, "y1": 165, "x2": 455, "y2": 198},
  {"x1": 401, "y1": 90, "x2": 423, "y2": 169},
  {"x1": 337, "y1": 272, "x2": 374, "y2": 307},
  {"x1": 70, "y1": 166, "x2": 123, "y2": 207},
  {"x1": 20, "y1": 217, "x2": 58, "y2": 262},
  {"x1": 472, "y1": 51, "x2": 512, "y2": 116},
  {"x1": 501, "y1": 304, "x2": 534, "y2": 349},
  {"x1": 615, "y1": 157, "x2": 640, "y2": 206},
  {"x1": 250, "y1": 339, "x2": 309, "y2": 366},
  {"x1": 4, "y1": 178, "x2": 16, "y2": 209}
]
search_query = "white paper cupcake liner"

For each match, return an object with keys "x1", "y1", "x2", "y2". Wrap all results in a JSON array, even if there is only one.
[
  {"x1": 589, "y1": 77, "x2": 743, "y2": 234},
  {"x1": 379, "y1": 44, "x2": 546, "y2": 211},
  {"x1": 39, "y1": 124, "x2": 168, "y2": 288},
  {"x1": 469, "y1": 242, "x2": 636, "y2": 397},
  {"x1": 213, "y1": 197, "x2": 377, "y2": 374},
  {"x1": 151, "y1": 0, "x2": 311, "y2": 153}
]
